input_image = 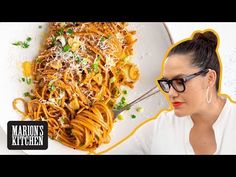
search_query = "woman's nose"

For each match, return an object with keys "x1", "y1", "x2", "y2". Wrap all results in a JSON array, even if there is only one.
[{"x1": 168, "y1": 85, "x2": 178, "y2": 97}]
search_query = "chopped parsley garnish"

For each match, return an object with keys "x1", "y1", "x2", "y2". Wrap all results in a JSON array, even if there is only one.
[
  {"x1": 48, "y1": 80, "x2": 57, "y2": 92},
  {"x1": 58, "y1": 99, "x2": 62, "y2": 105},
  {"x1": 12, "y1": 37, "x2": 32, "y2": 49},
  {"x1": 131, "y1": 114, "x2": 136, "y2": 119},
  {"x1": 22, "y1": 42, "x2": 30, "y2": 48},
  {"x1": 48, "y1": 80, "x2": 54, "y2": 87},
  {"x1": 21, "y1": 77, "x2": 25, "y2": 82},
  {"x1": 117, "y1": 114, "x2": 124, "y2": 120},
  {"x1": 126, "y1": 106, "x2": 131, "y2": 110},
  {"x1": 100, "y1": 37, "x2": 106, "y2": 43},
  {"x1": 50, "y1": 85, "x2": 56, "y2": 92},
  {"x1": 60, "y1": 116, "x2": 65, "y2": 124},
  {"x1": 67, "y1": 28, "x2": 74, "y2": 35},
  {"x1": 81, "y1": 59, "x2": 88, "y2": 67},
  {"x1": 56, "y1": 29, "x2": 64, "y2": 36},
  {"x1": 26, "y1": 78, "x2": 32, "y2": 85},
  {"x1": 122, "y1": 90, "x2": 128, "y2": 95},
  {"x1": 20, "y1": 77, "x2": 32, "y2": 85},
  {"x1": 92, "y1": 56, "x2": 101, "y2": 73},
  {"x1": 23, "y1": 92, "x2": 30, "y2": 97},
  {"x1": 59, "y1": 89, "x2": 65, "y2": 98},
  {"x1": 92, "y1": 63, "x2": 99, "y2": 73},
  {"x1": 120, "y1": 96, "x2": 126, "y2": 104},
  {"x1": 109, "y1": 77, "x2": 116, "y2": 84},
  {"x1": 62, "y1": 45, "x2": 71, "y2": 52},
  {"x1": 13, "y1": 41, "x2": 22, "y2": 46},
  {"x1": 51, "y1": 36, "x2": 56, "y2": 45},
  {"x1": 75, "y1": 56, "x2": 81, "y2": 63},
  {"x1": 114, "y1": 96, "x2": 127, "y2": 110},
  {"x1": 26, "y1": 37, "x2": 32, "y2": 42}
]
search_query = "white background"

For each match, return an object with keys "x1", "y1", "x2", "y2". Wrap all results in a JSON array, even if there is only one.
[
  {"x1": 167, "y1": 23, "x2": 236, "y2": 100},
  {"x1": 0, "y1": 22, "x2": 236, "y2": 154}
]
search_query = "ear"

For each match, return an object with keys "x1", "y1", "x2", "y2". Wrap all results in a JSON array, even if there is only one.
[{"x1": 207, "y1": 69, "x2": 217, "y2": 87}]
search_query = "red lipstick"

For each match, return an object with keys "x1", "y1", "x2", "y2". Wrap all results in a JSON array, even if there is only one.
[{"x1": 172, "y1": 102, "x2": 183, "y2": 108}]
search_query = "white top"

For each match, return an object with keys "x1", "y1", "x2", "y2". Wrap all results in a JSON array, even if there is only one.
[{"x1": 110, "y1": 97, "x2": 236, "y2": 154}]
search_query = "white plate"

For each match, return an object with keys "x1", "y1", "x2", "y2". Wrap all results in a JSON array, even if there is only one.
[{"x1": 0, "y1": 22, "x2": 172, "y2": 154}]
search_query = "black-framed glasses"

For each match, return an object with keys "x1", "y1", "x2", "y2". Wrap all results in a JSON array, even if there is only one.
[{"x1": 157, "y1": 69, "x2": 209, "y2": 93}]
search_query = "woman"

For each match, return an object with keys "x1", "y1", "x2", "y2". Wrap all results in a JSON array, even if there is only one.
[{"x1": 110, "y1": 30, "x2": 236, "y2": 155}]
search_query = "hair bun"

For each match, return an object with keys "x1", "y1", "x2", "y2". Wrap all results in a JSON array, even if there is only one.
[{"x1": 193, "y1": 31, "x2": 218, "y2": 49}]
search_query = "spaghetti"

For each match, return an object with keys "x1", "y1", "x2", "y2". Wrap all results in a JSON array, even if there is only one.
[{"x1": 13, "y1": 22, "x2": 139, "y2": 152}]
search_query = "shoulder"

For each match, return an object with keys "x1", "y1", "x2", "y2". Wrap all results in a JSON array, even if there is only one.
[
  {"x1": 154, "y1": 109, "x2": 187, "y2": 127},
  {"x1": 226, "y1": 98, "x2": 236, "y2": 120},
  {"x1": 222, "y1": 96, "x2": 236, "y2": 116},
  {"x1": 134, "y1": 110, "x2": 177, "y2": 136},
  {"x1": 228, "y1": 98, "x2": 236, "y2": 110},
  {"x1": 131, "y1": 109, "x2": 188, "y2": 154}
]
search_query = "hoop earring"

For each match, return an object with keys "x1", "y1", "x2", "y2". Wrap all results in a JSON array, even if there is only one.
[{"x1": 206, "y1": 86, "x2": 212, "y2": 104}]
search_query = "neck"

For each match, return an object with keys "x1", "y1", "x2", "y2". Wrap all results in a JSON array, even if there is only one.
[{"x1": 191, "y1": 96, "x2": 226, "y2": 127}]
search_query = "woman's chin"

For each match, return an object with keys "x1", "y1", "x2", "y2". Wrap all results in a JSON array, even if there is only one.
[{"x1": 174, "y1": 109, "x2": 188, "y2": 117}]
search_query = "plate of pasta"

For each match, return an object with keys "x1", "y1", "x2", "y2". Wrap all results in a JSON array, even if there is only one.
[{"x1": 0, "y1": 22, "x2": 172, "y2": 154}]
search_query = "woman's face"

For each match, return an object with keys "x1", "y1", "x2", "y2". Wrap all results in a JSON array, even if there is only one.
[{"x1": 162, "y1": 54, "x2": 209, "y2": 117}]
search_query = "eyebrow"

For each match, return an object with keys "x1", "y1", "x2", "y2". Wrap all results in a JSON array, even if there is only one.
[{"x1": 162, "y1": 74, "x2": 187, "y2": 80}]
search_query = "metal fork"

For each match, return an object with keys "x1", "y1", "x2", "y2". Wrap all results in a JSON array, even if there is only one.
[{"x1": 113, "y1": 86, "x2": 160, "y2": 119}]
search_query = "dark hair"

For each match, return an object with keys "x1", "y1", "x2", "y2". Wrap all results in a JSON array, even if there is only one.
[{"x1": 167, "y1": 31, "x2": 220, "y2": 91}]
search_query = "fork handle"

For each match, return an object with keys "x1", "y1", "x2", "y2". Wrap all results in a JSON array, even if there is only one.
[{"x1": 114, "y1": 86, "x2": 160, "y2": 116}]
